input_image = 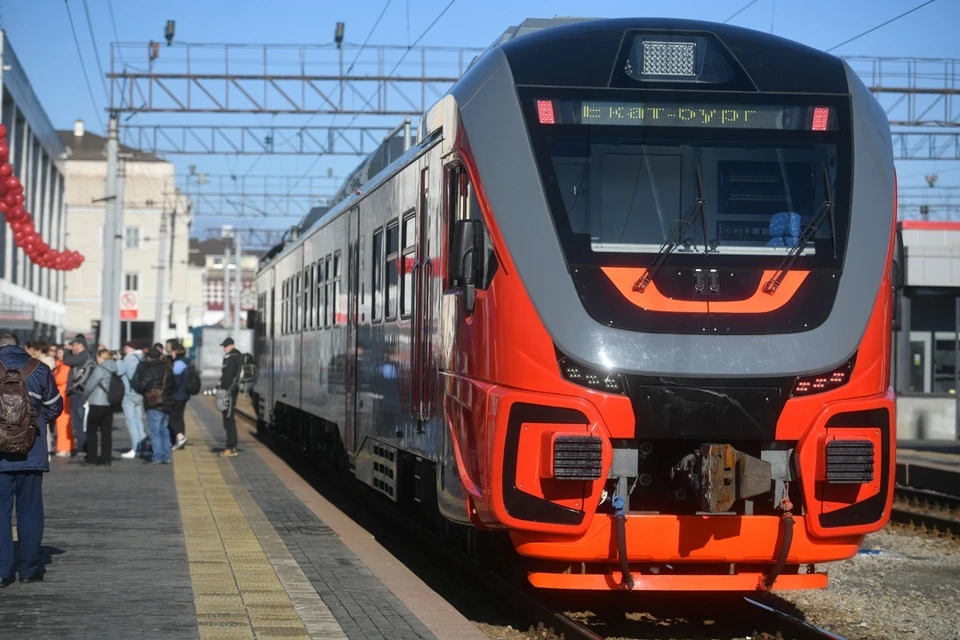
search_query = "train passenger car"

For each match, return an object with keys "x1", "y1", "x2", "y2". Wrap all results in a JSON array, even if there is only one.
[{"x1": 253, "y1": 17, "x2": 898, "y2": 592}]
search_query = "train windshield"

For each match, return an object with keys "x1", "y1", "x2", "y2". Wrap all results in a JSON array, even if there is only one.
[{"x1": 524, "y1": 91, "x2": 851, "y2": 268}]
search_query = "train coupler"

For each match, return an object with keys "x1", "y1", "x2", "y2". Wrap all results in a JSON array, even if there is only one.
[{"x1": 671, "y1": 444, "x2": 773, "y2": 513}]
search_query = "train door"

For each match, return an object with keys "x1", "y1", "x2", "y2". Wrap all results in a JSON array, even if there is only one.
[
  {"x1": 345, "y1": 206, "x2": 360, "y2": 453},
  {"x1": 411, "y1": 166, "x2": 434, "y2": 429}
]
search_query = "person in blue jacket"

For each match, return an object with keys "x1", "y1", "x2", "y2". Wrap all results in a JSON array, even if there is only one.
[{"x1": 0, "y1": 331, "x2": 63, "y2": 586}]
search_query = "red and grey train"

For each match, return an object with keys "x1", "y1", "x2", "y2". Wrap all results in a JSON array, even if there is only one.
[{"x1": 253, "y1": 17, "x2": 898, "y2": 592}]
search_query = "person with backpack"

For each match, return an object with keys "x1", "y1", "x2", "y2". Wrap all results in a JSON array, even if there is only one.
[
  {"x1": 81, "y1": 349, "x2": 124, "y2": 466},
  {"x1": 132, "y1": 348, "x2": 174, "y2": 464},
  {"x1": 62, "y1": 336, "x2": 93, "y2": 456},
  {"x1": 0, "y1": 331, "x2": 63, "y2": 587},
  {"x1": 217, "y1": 337, "x2": 242, "y2": 458},
  {"x1": 117, "y1": 342, "x2": 147, "y2": 459},
  {"x1": 166, "y1": 340, "x2": 191, "y2": 451}
]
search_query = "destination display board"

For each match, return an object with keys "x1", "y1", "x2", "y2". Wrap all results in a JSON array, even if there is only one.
[{"x1": 535, "y1": 99, "x2": 835, "y2": 131}]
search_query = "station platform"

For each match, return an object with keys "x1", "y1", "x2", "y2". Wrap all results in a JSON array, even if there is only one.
[{"x1": 1, "y1": 399, "x2": 487, "y2": 640}]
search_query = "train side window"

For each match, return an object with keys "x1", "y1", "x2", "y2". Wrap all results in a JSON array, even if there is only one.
[
  {"x1": 317, "y1": 258, "x2": 327, "y2": 329},
  {"x1": 386, "y1": 221, "x2": 399, "y2": 321},
  {"x1": 400, "y1": 211, "x2": 416, "y2": 319},
  {"x1": 304, "y1": 266, "x2": 311, "y2": 330},
  {"x1": 324, "y1": 255, "x2": 332, "y2": 327},
  {"x1": 281, "y1": 280, "x2": 287, "y2": 335},
  {"x1": 295, "y1": 272, "x2": 302, "y2": 332},
  {"x1": 372, "y1": 227, "x2": 383, "y2": 322},
  {"x1": 333, "y1": 251, "x2": 341, "y2": 325}
]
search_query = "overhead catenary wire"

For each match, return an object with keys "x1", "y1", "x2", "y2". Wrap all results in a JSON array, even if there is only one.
[
  {"x1": 64, "y1": 0, "x2": 104, "y2": 132},
  {"x1": 247, "y1": 0, "x2": 394, "y2": 194},
  {"x1": 285, "y1": 0, "x2": 458, "y2": 196},
  {"x1": 723, "y1": 0, "x2": 764, "y2": 24},
  {"x1": 826, "y1": 0, "x2": 937, "y2": 52},
  {"x1": 81, "y1": 0, "x2": 110, "y2": 100}
]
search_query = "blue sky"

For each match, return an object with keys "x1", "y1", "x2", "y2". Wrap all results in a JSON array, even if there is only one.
[{"x1": 2, "y1": 0, "x2": 959, "y2": 232}]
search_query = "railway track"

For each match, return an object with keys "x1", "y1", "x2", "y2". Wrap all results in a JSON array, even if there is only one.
[
  {"x1": 892, "y1": 485, "x2": 960, "y2": 537},
  {"x1": 235, "y1": 406, "x2": 846, "y2": 640}
]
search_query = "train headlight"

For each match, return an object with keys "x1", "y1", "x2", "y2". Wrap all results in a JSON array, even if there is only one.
[
  {"x1": 641, "y1": 40, "x2": 696, "y2": 77},
  {"x1": 558, "y1": 356, "x2": 626, "y2": 395}
]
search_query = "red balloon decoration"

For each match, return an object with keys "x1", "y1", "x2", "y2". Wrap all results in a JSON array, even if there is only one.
[{"x1": 0, "y1": 126, "x2": 83, "y2": 272}]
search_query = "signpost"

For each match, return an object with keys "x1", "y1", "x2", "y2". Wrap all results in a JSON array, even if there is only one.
[
  {"x1": 120, "y1": 291, "x2": 138, "y2": 318},
  {"x1": 120, "y1": 291, "x2": 138, "y2": 345}
]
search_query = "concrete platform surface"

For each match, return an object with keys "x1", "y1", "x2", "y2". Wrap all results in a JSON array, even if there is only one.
[{"x1": 0, "y1": 399, "x2": 486, "y2": 640}]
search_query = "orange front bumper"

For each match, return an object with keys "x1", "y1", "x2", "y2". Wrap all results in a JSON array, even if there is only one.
[
  {"x1": 527, "y1": 571, "x2": 827, "y2": 591},
  {"x1": 511, "y1": 513, "x2": 861, "y2": 563}
]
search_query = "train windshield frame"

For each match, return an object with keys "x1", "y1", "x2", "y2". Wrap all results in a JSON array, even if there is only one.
[{"x1": 520, "y1": 87, "x2": 853, "y2": 270}]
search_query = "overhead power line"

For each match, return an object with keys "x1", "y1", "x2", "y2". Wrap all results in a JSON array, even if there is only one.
[
  {"x1": 81, "y1": 0, "x2": 110, "y2": 100},
  {"x1": 826, "y1": 0, "x2": 937, "y2": 52},
  {"x1": 280, "y1": 0, "x2": 458, "y2": 212},
  {"x1": 63, "y1": 0, "x2": 104, "y2": 131},
  {"x1": 723, "y1": 0, "x2": 763, "y2": 24}
]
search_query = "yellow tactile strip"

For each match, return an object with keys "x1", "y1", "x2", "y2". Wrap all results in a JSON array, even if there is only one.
[{"x1": 175, "y1": 443, "x2": 312, "y2": 639}]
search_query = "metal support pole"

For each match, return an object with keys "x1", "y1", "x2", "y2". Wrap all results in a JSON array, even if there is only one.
[
  {"x1": 403, "y1": 118, "x2": 411, "y2": 151},
  {"x1": 224, "y1": 246, "x2": 231, "y2": 329},
  {"x1": 100, "y1": 114, "x2": 120, "y2": 349},
  {"x1": 153, "y1": 211, "x2": 167, "y2": 345},
  {"x1": 234, "y1": 231, "x2": 242, "y2": 332}
]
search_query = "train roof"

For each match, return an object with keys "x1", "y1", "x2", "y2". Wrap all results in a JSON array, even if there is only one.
[{"x1": 496, "y1": 17, "x2": 848, "y2": 94}]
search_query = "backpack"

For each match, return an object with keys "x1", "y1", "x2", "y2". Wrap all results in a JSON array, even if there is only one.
[
  {"x1": 71, "y1": 359, "x2": 94, "y2": 392},
  {"x1": 106, "y1": 372, "x2": 126, "y2": 408},
  {"x1": 237, "y1": 353, "x2": 258, "y2": 395},
  {"x1": 144, "y1": 366, "x2": 169, "y2": 409},
  {"x1": 0, "y1": 358, "x2": 41, "y2": 455},
  {"x1": 131, "y1": 360, "x2": 147, "y2": 395},
  {"x1": 185, "y1": 365, "x2": 202, "y2": 396}
]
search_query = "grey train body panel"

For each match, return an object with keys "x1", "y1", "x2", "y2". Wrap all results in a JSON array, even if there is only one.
[{"x1": 453, "y1": 28, "x2": 894, "y2": 379}]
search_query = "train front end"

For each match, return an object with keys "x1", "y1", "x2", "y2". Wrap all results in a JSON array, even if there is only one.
[{"x1": 438, "y1": 18, "x2": 896, "y2": 591}]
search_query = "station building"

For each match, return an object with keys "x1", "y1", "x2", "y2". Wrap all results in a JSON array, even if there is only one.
[
  {"x1": 0, "y1": 32, "x2": 67, "y2": 341},
  {"x1": 59, "y1": 119, "x2": 201, "y2": 345},
  {"x1": 895, "y1": 220, "x2": 960, "y2": 440}
]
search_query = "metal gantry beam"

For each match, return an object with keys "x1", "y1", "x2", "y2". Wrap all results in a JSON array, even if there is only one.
[
  {"x1": 176, "y1": 173, "x2": 340, "y2": 219},
  {"x1": 200, "y1": 226, "x2": 289, "y2": 249},
  {"x1": 845, "y1": 57, "x2": 960, "y2": 126},
  {"x1": 892, "y1": 131, "x2": 960, "y2": 160},
  {"x1": 125, "y1": 124, "x2": 394, "y2": 155},
  {"x1": 109, "y1": 42, "x2": 484, "y2": 115}
]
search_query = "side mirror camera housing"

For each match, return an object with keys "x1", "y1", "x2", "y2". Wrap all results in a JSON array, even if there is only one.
[{"x1": 451, "y1": 219, "x2": 485, "y2": 314}]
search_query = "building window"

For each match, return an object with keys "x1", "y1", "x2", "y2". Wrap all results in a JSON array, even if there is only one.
[
  {"x1": 124, "y1": 272, "x2": 139, "y2": 292},
  {"x1": 213, "y1": 256, "x2": 224, "y2": 268},
  {"x1": 401, "y1": 212, "x2": 416, "y2": 318},
  {"x1": 124, "y1": 227, "x2": 141, "y2": 250},
  {"x1": 372, "y1": 228, "x2": 383, "y2": 322}
]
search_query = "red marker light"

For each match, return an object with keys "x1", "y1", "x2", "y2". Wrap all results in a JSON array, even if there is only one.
[
  {"x1": 537, "y1": 100, "x2": 555, "y2": 125},
  {"x1": 811, "y1": 106, "x2": 830, "y2": 131}
]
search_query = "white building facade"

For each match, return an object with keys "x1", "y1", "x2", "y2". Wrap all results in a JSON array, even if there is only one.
[
  {"x1": 0, "y1": 31, "x2": 67, "y2": 342},
  {"x1": 61, "y1": 121, "x2": 202, "y2": 346}
]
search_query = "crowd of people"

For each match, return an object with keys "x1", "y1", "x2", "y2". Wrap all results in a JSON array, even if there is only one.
[
  {"x1": 22, "y1": 336, "x2": 198, "y2": 465},
  {"x1": 2, "y1": 333, "x2": 244, "y2": 586}
]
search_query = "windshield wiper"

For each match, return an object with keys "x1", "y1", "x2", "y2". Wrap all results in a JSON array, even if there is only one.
[
  {"x1": 633, "y1": 159, "x2": 707, "y2": 293},
  {"x1": 762, "y1": 162, "x2": 836, "y2": 295}
]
